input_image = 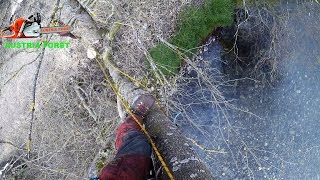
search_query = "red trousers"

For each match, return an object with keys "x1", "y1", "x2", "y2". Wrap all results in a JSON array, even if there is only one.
[{"x1": 99, "y1": 115, "x2": 151, "y2": 180}]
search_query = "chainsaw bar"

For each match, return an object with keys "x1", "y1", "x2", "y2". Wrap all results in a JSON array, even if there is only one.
[{"x1": 39, "y1": 26, "x2": 73, "y2": 34}]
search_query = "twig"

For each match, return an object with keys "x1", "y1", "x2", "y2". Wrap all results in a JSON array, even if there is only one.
[
  {"x1": 3, "y1": 52, "x2": 42, "y2": 87},
  {"x1": 0, "y1": 140, "x2": 25, "y2": 151},
  {"x1": 27, "y1": 0, "x2": 61, "y2": 160},
  {"x1": 74, "y1": 84, "x2": 98, "y2": 121},
  {"x1": 27, "y1": 50, "x2": 45, "y2": 160}
]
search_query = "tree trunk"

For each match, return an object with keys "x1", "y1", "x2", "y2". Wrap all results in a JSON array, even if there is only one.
[
  {"x1": 74, "y1": 1, "x2": 214, "y2": 178},
  {"x1": 106, "y1": 61, "x2": 213, "y2": 180}
]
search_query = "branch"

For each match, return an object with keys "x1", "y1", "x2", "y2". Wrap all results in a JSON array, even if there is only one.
[
  {"x1": 0, "y1": 140, "x2": 25, "y2": 151},
  {"x1": 2, "y1": 52, "x2": 41, "y2": 87},
  {"x1": 74, "y1": 84, "x2": 98, "y2": 121}
]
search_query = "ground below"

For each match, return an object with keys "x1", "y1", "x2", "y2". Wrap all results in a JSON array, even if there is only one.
[{"x1": 171, "y1": 2, "x2": 320, "y2": 179}]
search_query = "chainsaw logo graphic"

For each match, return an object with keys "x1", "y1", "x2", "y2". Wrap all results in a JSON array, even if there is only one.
[{"x1": 1, "y1": 13, "x2": 73, "y2": 39}]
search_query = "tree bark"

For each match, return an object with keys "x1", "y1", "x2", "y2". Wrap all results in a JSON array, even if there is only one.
[{"x1": 105, "y1": 59, "x2": 213, "y2": 180}]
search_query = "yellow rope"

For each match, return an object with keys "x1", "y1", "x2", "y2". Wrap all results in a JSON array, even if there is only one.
[
  {"x1": 81, "y1": 20, "x2": 174, "y2": 178},
  {"x1": 26, "y1": 139, "x2": 31, "y2": 154},
  {"x1": 95, "y1": 58, "x2": 175, "y2": 180},
  {"x1": 119, "y1": 94, "x2": 175, "y2": 180}
]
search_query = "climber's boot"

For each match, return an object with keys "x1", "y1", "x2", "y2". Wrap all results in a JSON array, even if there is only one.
[{"x1": 131, "y1": 94, "x2": 155, "y2": 118}]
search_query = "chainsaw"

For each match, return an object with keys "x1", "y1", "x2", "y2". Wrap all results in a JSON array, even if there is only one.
[{"x1": 1, "y1": 13, "x2": 73, "y2": 39}]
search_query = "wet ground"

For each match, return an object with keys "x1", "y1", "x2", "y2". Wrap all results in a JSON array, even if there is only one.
[{"x1": 171, "y1": 2, "x2": 320, "y2": 179}]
